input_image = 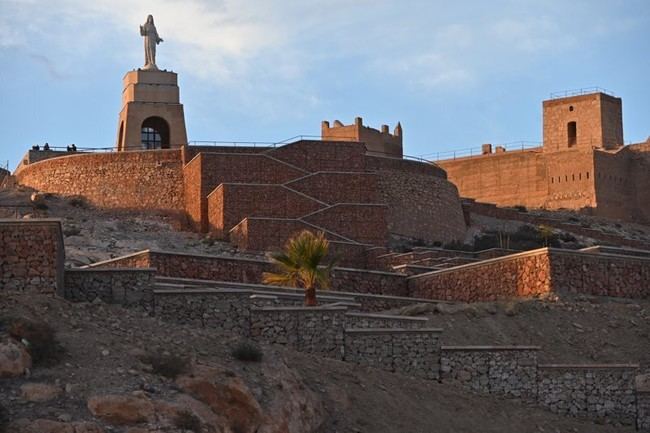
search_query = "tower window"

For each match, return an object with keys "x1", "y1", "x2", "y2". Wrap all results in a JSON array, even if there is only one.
[
  {"x1": 568, "y1": 121, "x2": 577, "y2": 147},
  {"x1": 141, "y1": 116, "x2": 170, "y2": 149}
]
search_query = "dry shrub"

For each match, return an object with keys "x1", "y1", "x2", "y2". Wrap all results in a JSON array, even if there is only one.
[{"x1": 141, "y1": 351, "x2": 190, "y2": 379}]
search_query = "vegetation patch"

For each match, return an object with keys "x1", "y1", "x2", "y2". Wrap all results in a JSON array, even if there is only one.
[{"x1": 140, "y1": 351, "x2": 190, "y2": 379}]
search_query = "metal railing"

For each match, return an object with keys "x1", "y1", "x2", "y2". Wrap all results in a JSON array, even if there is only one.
[
  {"x1": 188, "y1": 134, "x2": 360, "y2": 148},
  {"x1": 549, "y1": 87, "x2": 615, "y2": 99},
  {"x1": 424, "y1": 141, "x2": 542, "y2": 161}
]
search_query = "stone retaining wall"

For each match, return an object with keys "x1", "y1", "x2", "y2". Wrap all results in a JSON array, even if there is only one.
[
  {"x1": 344, "y1": 328, "x2": 442, "y2": 380},
  {"x1": 153, "y1": 289, "x2": 252, "y2": 335},
  {"x1": 330, "y1": 267, "x2": 407, "y2": 296},
  {"x1": 64, "y1": 268, "x2": 155, "y2": 307},
  {"x1": 638, "y1": 375, "x2": 650, "y2": 432},
  {"x1": 344, "y1": 312, "x2": 427, "y2": 329},
  {"x1": 250, "y1": 307, "x2": 347, "y2": 359},
  {"x1": 408, "y1": 249, "x2": 552, "y2": 302},
  {"x1": 537, "y1": 364, "x2": 639, "y2": 425},
  {"x1": 440, "y1": 346, "x2": 540, "y2": 401},
  {"x1": 0, "y1": 219, "x2": 64, "y2": 294}
]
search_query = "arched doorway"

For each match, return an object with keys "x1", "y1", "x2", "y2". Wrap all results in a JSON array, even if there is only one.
[{"x1": 141, "y1": 116, "x2": 170, "y2": 149}]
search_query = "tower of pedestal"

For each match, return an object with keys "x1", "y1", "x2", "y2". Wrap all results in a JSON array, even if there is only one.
[{"x1": 116, "y1": 69, "x2": 188, "y2": 151}]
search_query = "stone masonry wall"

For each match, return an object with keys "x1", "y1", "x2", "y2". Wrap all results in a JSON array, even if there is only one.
[
  {"x1": 344, "y1": 329, "x2": 442, "y2": 380},
  {"x1": 440, "y1": 346, "x2": 539, "y2": 401},
  {"x1": 153, "y1": 290, "x2": 252, "y2": 335},
  {"x1": 330, "y1": 267, "x2": 408, "y2": 296},
  {"x1": 408, "y1": 250, "x2": 552, "y2": 302},
  {"x1": 550, "y1": 250, "x2": 650, "y2": 299},
  {"x1": 367, "y1": 157, "x2": 466, "y2": 244},
  {"x1": 537, "y1": 365, "x2": 638, "y2": 425},
  {"x1": 250, "y1": 307, "x2": 347, "y2": 359},
  {"x1": 64, "y1": 268, "x2": 155, "y2": 307},
  {"x1": 638, "y1": 375, "x2": 650, "y2": 433},
  {"x1": 15, "y1": 150, "x2": 185, "y2": 213},
  {"x1": 0, "y1": 219, "x2": 64, "y2": 294}
]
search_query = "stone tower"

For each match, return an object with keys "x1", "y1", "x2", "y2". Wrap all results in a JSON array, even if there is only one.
[
  {"x1": 542, "y1": 92, "x2": 623, "y2": 153},
  {"x1": 116, "y1": 69, "x2": 188, "y2": 151},
  {"x1": 321, "y1": 117, "x2": 403, "y2": 158}
]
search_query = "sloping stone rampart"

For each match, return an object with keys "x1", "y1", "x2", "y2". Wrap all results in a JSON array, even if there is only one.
[{"x1": 0, "y1": 219, "x2": 64, "y2": 294}]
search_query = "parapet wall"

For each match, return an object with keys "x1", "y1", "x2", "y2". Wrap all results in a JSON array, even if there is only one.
[
  {"x1": 0, "y1": 219, "x2": 64, "y2": 294},
  {"x1": 15, "y1": 150, "x2": 185, "y2": 213},
  {"x1": 63, "y1": 268, "x2": 155, "y2": 306}
]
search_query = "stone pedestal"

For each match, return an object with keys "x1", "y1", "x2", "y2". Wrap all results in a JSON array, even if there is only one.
[{"x1": 116, "y1": 69, "x2": 187, "y2": 151}]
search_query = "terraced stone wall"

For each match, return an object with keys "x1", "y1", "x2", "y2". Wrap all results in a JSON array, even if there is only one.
[
  {"x1": 537, "y1": 364, "x2": 639, "y2": 426},
  {"x1": 64, "y1": 268, "x2": 155, "y2": 306},
  {"x1": 440, "y1": 346, "x2": 539, "y2": 401},
  {"x1": 344, "y1": 328, "x2": 442, "y2": 380},
  {"x1": 0, "y1": 219, "x2": 64, "y2": 294}
]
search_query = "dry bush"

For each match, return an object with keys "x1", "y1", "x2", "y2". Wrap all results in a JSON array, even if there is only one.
[{"x1": 141, "y1": 351, "x2": 190, "y2": 379}]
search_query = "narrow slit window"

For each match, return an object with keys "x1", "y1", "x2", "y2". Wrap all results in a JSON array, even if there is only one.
[{"x1": 568, "y1": 121, "x2": 577, "y2": 147}]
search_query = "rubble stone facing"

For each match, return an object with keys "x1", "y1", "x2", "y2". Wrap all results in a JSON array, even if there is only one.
[
  {"x1": 638, "y1": 376, "x2": 650, "y2": 433},
  {"x1": 330, "y1": 267, "x2": 407, "y2": 296},
  {"x1": 153, "y1": 290, "x2": 252, "y2": 336},
  {"x1": 409, "y1": 248, "x2": 650, "y2": 302},
  {"x1": 15, "y1": 150, "x2": 185, "y2": 212},
  {"x1": 550, "y1": 250, "x2": 650, "y2": 299},
  {"x1": 344, "y1": 329, "x2": 442, "y2": 380},
  {"x1": 409, "y1": 250, "x2": 552, "y2": 302},
  {"x1": 250, "y1": 307, "x2": 346, "y2": 360},
  {"x1": 440, "y1": 346, "x2": 539, "y2": 401},
  {"x1": 64, "y1": 268, "x2": 155, "y2": 306},
  {"x1": 537, "y1": 365, "x2": 639, "y2": 425},
  {"x1": 0, "y1": 219, "x2": 64, "y2": 294}
]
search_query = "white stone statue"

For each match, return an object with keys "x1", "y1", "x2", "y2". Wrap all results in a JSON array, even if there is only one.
[{"x1": 140, "y1": 15, "x2": 163, "y2": 70}]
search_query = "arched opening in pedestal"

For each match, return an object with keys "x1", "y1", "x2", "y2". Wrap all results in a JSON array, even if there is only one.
[{"x1": 141, "y1": 116, "x2": 170, "y2": 149}]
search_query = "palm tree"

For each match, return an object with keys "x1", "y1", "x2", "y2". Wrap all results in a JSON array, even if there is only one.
[{"x1": 262, "y1": 230, "x2": 333, "y2": 306}]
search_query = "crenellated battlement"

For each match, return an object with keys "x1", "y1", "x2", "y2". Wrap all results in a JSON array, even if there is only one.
[{"x1": 321, "y1": 116, "x2": 403, "y2": 158}]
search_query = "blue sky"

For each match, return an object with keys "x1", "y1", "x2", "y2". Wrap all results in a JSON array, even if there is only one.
[{"x1": 1, "y1": 0, "x2": 649, "y2": 170}]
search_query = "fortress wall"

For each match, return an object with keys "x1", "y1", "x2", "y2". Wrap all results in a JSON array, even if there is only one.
[
  {"x1": 268, "y1": 140, "x2": 366, "y2": 172},
  {"x1": 0, "y1": 219, "x2": 64, "y2": 294},
  {"x1": 408, "y1": 249, "x2": 552, "y2": 302},
  {"x1": 182, "y1": 154, "x2": 204, "y2": 231},
  {"x1": 544, "y1": 149, "x2": 596, "y2": 210},
  {"x1": 303, "y1": 204, "x2": 388, "y2": 245},
  {"x1": 631, "y1": 148, "x2": 650, "y2": 222},
  {"x1": 367, "y1": 156, "x2": 466, "y2": 243},
  {"x1": 592, "y1": 150, "x2": 635, "y2": 220},
  {"x1": 286, "y1": 172, "x2": 379, "y2": 204},
  {"x1": 437, "y1": 150, "x2": 548, "y2": 209},
  {"x1": 15, "y1": 150, "x2": 185, "y2": 212},
  {"x1": 207, "y1": 184, "x2": 324, "y2": 237}
]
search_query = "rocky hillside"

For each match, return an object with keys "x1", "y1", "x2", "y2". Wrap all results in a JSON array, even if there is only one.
[{"x1": 0, "y1": 294, "x2": 639, "y2": 433}]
